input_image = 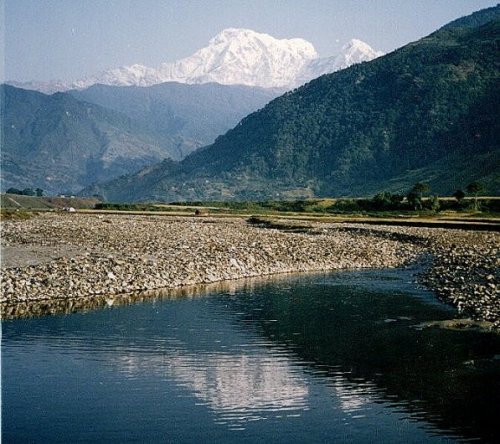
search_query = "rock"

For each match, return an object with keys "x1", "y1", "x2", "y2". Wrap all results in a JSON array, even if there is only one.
[{"x1": 1, "y1": 213, "x2": 498, "y2": 327}]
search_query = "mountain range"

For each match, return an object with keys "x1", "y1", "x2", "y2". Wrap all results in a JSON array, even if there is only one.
[
  {"x1": 2, "y1": 28, "x2": 383, "y2": 195},
  {"x1": 8, "y1": 29, "x2": 383, "y2": 93},
  {"x1": 1, "y1": 84, "x2": 171, "y2": 194},
  {"x1": 1, "y1": 83, "x2": 279, "y2": 194},
  {"x1": 69, "y1": 82, "x2": 280, "y2": 159},
  {"x1": 84, "y1": 6, "x2": 500, "y2": 202}
]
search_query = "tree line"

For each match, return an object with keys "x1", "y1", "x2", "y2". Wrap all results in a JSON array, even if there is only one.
[
  {"x1": 5, "y1": 187, "x2": 44, "y2": 197},
  {"x1": 171, "y1": 181, "x2": 496, "y2": 215},
  {"x1": 378, "y1": 181, "x2": 486, "y2": 212}
]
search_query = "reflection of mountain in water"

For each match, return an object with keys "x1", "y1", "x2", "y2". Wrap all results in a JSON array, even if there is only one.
[
  {"x1": 329, "y1": 378, "x2": 375, "y2": 413},
  {"x1": 221, "y1": 270, "x2": 500, "y2": 443},
  {"x1": 117, "y1": 350, "x2": 309, "y2": 426},
  {"x1": 4, "y1": 269, "x2": 499, "y2": 442}
]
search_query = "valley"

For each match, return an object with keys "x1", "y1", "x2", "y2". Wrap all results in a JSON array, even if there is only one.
[
  {"x1": 3, "y1": 4, "x2": 500, "y2": 443},
  {"x1": 84, "y1": 6, "x2": 500, "y2": 202}
]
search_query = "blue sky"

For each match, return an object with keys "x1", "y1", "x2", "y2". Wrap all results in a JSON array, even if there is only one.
[{"x1": 2, "y1": 0, "x2": 498, "y2": 82}]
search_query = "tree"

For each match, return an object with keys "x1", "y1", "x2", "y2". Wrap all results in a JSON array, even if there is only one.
[
  {"x1": 466, "y1": 182, "x2": 484, "y2": 211},
  {"x1": 390, "y1": 194, "x2": 405, "y2": 205},
  {"x1": 453, "y1": 189, "x2": 465, "y2": 202},
  {"x1": 371, "y1": 192, "x2": 405, "y2": 211},
  {"x1": 35, "y1": 188, "x2": 44, "y2": 197},
  {"x1": 6, "y1": 187, "x2": 22, "y2": 195},
  {"x1": 372, "y1": 192, "x2": 392, "y2": 210},
  {"x1": 21, "y1": 188, "x2": 35, "y2": 196},
  {"x1": 407, "y1": 182, "x2": 430, "y2": 210},
  {"x1": 407, "y1": 191, "x2": 420, "y2": 210},
  {"x1": 428, "y1": 195, "x2": 440, "y2": 212},
  {"x1": 411, "y1": 182, "x2": 431, "y2": 196}
]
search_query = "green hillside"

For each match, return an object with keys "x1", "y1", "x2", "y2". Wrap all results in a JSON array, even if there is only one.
[
  {"x1": 70, "y1": 82, "x2": 280, "y2": 158},
  {"x1": 86, "y1": 6, "x2": 500, "y2": 202},
  {"x1": 1, "y1": 85, "x2": 177, "y2": 194},
  {"x1": 1, "y1": 83, "x2": 278, "y2": 196}
]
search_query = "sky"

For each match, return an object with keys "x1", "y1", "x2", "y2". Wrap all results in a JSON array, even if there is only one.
[{"x1": 2, "y1": 0, "x2": 499, "y2": 82}]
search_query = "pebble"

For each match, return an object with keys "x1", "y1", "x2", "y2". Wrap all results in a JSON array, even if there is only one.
[{"x1": 0, "y1": 213, "x2": 498, "y2": 328}]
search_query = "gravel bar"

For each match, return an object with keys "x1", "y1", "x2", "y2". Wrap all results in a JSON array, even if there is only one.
[{"x1": 1, "y1": 213, "x2": 498, "y2": 327}]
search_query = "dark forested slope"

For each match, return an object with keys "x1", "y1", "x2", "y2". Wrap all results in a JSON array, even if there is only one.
[
  {"x1": 86, "y1": 6, "x2": 500, "y2": 202},
  {"x1": 70, "y1": 82, "x2": 280, "y2": 159},
  {"x1": 1, "y1": 85, "x2": 179, "y2": 194}
]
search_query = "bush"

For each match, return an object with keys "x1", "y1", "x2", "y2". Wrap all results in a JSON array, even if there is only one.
[{"x1": 328, "y1": 199, "x2": 363, "y2": 213}]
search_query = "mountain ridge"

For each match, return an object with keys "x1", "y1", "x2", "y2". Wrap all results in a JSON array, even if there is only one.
[
  {"x1": 1, "y1": 82, "x2": 280, "y2": 193},
  {"x1": 69, "y1": 81, "x2": 281, "y2": 158},
  {"x1": 84, "y1": 7, "x2": 500, "y2": 202},
  {"x1": 1, "y1": 84, "x2": 176, "y2": 194},
  {"x1": 8, "y1": 28, "x2": 382, "y2": 93}
]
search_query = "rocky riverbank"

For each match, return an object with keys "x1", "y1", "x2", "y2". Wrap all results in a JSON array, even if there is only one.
[
  {"x1": 1, "y1": 213, "x2": 498, "y2": 327},
  {"x1": 340, "y1": 223, "x2": 499, "y2": 327}
]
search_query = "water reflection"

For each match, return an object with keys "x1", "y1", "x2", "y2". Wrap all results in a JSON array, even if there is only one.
[
  {"x1": 218, "y1": 270, "x2": 500, "y2": 442},
  {"x1": 330, "y1": 378, "x2": 375, "y2": 413},
  {"x1": 116, "y1": 350, "x2": 309, "y2": 428},
  {"x1": 3, "y1": 268, "x2": 500, "y2": 443},
  {"x1": 0, "y1": 272, "x2": 305, "y2": 320}
]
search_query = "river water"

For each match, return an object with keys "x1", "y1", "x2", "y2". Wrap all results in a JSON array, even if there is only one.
[{"x1": 3, "y1": 268, "x2": 500, "y2": 443}]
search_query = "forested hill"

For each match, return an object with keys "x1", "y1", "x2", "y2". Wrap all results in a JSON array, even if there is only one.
[
  {"x1": 440, "y1": 4, "x2": 500, "y2": 30},
  {"x1": 2, "y1": 82, "x2": 279, "y2": 195},
  {"x1": 70, "y1": 82, "x2": 281, "y2": 159},
  {"x1": 86, "y1": 6, "x2": 500, "y2": 202},
  {"x1": 1, "y1": 85, "x2": 179, "y2": 195}
]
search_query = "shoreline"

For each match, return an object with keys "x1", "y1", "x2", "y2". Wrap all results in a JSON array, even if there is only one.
[{"x1": 1, "y1": 213, "x2": 498, "y2": 328}]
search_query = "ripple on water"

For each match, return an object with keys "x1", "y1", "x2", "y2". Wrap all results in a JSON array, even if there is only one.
[{"x1": 3, "y1": 269, "x2": 500, "y2": 443}]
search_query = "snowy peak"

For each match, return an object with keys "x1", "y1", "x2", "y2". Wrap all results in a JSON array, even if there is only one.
[
  {"x1": 154, "y1": 28, "x2": 319, "y2": 88},
  {"x1": 344, "y1": 38, "x2": 381, "y2": 53},
  {"x1": 208, "y1": 28, "x2": 317, "y2": 58},
  {"x1": 337, "y1": 38, "x2": 385, "y2": 68},
  {"x1": 9, "y1": 28, "x2": 383, "y2": 92},
  {"x1": 73, "y1": 64, "x2": 157, "y2": 89},
  {"x1": 294, "y1": 39, "x2": 384, "y2": 87}
]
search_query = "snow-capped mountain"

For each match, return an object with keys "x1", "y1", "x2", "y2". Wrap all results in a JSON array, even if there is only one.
[
  {"x1": 153, "y1": 28, "x2": 318, "y2": 88},
  {"x1": 295, "y1": 39, "x2": 384, "y2": 86},
  {"x1": 9, "y1": 28, "x2": 383, "y2": 93}
]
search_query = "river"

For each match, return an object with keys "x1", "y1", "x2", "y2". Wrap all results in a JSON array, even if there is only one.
[{"x1": 3, "y1": 268, "x2": 500, "y2": 443}]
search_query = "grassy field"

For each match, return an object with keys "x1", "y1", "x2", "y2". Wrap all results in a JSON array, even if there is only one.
[
  {"x1": 1, "y1": 194, "x2": 101, "y2": 210},
  {"x1": 2, "y1": 194, "x2": 499, "y2": 230}
]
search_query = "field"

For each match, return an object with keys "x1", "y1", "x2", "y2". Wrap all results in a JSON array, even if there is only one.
[
  {"x1": 2, "y1": 194, "x2": 499, "y2": 231},
  {"x1": 1, "y1": 194, "x2": 100, "y2": 210}
]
